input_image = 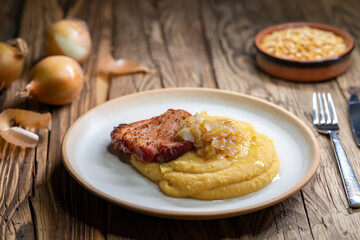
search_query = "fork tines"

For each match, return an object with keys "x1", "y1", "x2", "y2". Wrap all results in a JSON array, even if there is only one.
[{"x1": 312, "y1": 92, "x2": 339, "y2": 126}]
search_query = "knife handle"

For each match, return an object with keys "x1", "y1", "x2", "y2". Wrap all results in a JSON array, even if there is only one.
[{"x1": 330, "y1": 131, "x2": 360, "y2": 207}]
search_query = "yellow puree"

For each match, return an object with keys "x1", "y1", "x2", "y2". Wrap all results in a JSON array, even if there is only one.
[{"x1": 131, "y1": 116, "x2": 280, "y2": 200}]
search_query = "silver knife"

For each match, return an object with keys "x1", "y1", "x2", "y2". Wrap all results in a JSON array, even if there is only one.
[{"x1": 349, "y1": 94, "x2": 360, "y2": 146}]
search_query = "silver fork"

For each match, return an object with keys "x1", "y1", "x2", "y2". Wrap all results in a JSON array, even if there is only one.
[{"x1": 313, "y1": 92, "x2": 360, "y2": 207}]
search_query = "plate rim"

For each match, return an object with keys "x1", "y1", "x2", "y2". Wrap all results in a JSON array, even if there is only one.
[{"x1": 62, "y1": 87, "x2": 320, "y2": 220}]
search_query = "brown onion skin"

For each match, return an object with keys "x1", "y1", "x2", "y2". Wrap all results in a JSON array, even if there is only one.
[
  {"x1": 27, "y1": 56, "x2": 85, "y2": 105},
  {"x1": 45, "y1": 19, "x2": 91, "y2": 64},
  {"x1": 0, "y1": 42, "x2": 24, "y2": 88}
]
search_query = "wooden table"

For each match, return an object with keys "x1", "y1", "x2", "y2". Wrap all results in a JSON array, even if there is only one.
[{"x1": 1, "y1": 0, "x2": 360, "y2": 239}]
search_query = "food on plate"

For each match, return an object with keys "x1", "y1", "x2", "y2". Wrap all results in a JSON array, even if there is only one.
[
  {"x1": 111, "y1": 110, "x2": 279, "y2": 200},
  {"x1": 111, "y1": 109, "x2": 194, "y2": 163},
  {"x1": 175, "y1": 112, "x2": 247, "y2": 160},
  {"x1": 260, "y1": 26, "x2": 347, "y2": 61}
]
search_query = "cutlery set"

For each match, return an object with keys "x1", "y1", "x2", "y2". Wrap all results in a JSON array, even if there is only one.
[{"x1": 313, "y1": 92, "x2": 360, "y2": 207}]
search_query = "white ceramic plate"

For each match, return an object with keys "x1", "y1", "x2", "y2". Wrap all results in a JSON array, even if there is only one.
[{"x1": 62, "y1": 88, "x2": 320, "y2": 220}]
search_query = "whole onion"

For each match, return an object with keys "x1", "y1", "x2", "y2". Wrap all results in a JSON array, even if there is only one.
[
  {"x1": 0, "y1": 38, "x2": 28, "y2": 89},
  {"x1": 45, "y1": 19, "x2": 91, "y2": 64},
  {"x1": 24, "y1": 56, "x2": 85, "y2": 105}
]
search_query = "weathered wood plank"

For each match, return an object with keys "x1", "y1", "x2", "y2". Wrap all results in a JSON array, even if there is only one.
[
  {"x1": 299, "y1": 0, "x2": 360, "y2": 238},
  {"x1": 159, "y1": 0, "x2": 216, "y2": 88},
  {"x1": 2, "y1": 199, "x2": 35, "y2": 240},
  {"x1": 198, "y1": 0, "x2": 360, "y2": 238},
  {"x1": 0, "y1": 0, "x2": 51, "y2": 238},
  {"x1": 0, "y1": 0, "x2": 25, "y2": 42},
  {"x1": 139, "y1": 0, "x2": 217, "y2": 88},
  {"x1": 199, "y1": 0, "x2": 315, "y2": 239},
  {"x1": 199, "y1": 0, "x2": 263, "y2": 94},
  {"x1": 2, "y1": 0, "x2": 360, "y2": 239},
  {"x1": 103, "y1": 1, "x2": 169, "y2": 238},
  {"x1": 106, "y1": 205, "x2": 168, "y2": 240},
  {"x1": 107, "y1": 0, "x2": 162, "y2": 100},
  {"x1": 0, "y1": 147, "x2": 35, "y2": 239},
  {"x1": 23, "y1": 0, "x2": 109, "y2": 239}
]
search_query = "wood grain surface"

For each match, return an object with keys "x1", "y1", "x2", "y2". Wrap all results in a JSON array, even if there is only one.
[{"x1": 1, "y1": 0, "x2": 360, "y2": 239}]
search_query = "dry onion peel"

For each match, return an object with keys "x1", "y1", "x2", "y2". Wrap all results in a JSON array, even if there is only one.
[
  {"x1": 0, "y1": 109, "x2": 52, "y2": 148},
  {"x1": 98, "y1": 53, "x2": 155, "y2": 75},
  {"x1": 0, "y1": 38, "x2": 28, "y2": 89},
  {"x1": 1, "y1": 127, "x2": 39, "y2": 148}
]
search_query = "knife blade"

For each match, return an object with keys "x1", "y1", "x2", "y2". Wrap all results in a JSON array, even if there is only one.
[{"x1": 349, "y1": 94, "x2": 360, "y2": 146}]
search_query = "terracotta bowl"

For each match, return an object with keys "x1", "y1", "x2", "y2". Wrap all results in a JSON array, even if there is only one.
[{"x1": 254, "y1": 22, "x2": 354, "y2": 82}]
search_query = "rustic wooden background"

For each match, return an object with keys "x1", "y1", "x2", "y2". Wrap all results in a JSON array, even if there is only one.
[{"x1": 1, "y1": 0, "x2": 360, "y2": 239}]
